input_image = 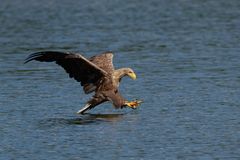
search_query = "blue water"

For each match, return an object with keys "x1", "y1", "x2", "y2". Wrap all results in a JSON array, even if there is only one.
[{"x1": 1, "y1": 0, "x2": 240, "y2": 159}]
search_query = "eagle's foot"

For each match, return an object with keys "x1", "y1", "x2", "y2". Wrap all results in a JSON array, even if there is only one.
[{"x1": 124, "y1": 100, "x2": 143, "y2": 109}]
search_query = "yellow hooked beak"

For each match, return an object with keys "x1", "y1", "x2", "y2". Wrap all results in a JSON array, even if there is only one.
[{"x1": 128, "y1": 72, "x2": 137, "y2": 80}]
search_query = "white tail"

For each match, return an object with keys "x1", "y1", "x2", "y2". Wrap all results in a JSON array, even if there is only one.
[{"x1": 77, "y1": 103, "x2": 91, "y2": 114}]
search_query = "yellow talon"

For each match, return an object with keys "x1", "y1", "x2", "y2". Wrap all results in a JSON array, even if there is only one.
[{"x1": 125, "y1": 99, "x2": 143, "y2": 109}]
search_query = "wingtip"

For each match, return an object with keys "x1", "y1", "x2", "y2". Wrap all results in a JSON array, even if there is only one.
[
  {"x1": 24, "y1": 52, "x2": 45, "y2": 64},
  {"x1": 24, "y1": 57, "x2": 32, "y2": 64},
  {"x1": 24, "y1": 57, "x2": 33, "y2": 64}
]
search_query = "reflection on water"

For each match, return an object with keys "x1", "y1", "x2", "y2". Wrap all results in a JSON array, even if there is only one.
[
  {"x1": 38, "y1": 113, "x2": 125, "y2": 127},
  {"x1": 82, "y1": 113, "x2": 124, "y2": 122}
]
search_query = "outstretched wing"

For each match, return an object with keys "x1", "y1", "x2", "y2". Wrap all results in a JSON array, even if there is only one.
[
  {"x1": 25, "y1": 51, "x2": 108, "y2": 93},
  {"x1": 89, "y1": 51, "x2": 115, "y2": 74}
]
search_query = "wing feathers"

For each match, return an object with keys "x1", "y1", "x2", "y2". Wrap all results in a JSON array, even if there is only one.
[
  {"x1": 25, "y1": 51, "x2": 109, "y2": 93},
  {"x1": 24, "y1": 51, "x2": 66, "y2": 63},
  {"x1": 89, "y1": 51, "x2": 115, "y2": 74}
]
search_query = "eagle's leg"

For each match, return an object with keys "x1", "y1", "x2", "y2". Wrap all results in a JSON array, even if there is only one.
[{"x1": 77, "y1": 103, "x2": 92, "y2": 114}]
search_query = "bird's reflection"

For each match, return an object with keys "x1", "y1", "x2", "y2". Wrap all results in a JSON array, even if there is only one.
[
  {"x1": 70, "y1": 113, "x2": 125, "y2": 124},
  {"x1": 39, "y1": 113, "x2": 125, "y2": 127},
  {"x1": 85, "y1": 113, "x2": 124, "y2": 120}
]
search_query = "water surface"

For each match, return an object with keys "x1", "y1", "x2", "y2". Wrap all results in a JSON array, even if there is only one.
[{"x1": 0, "y1": 0, "x2": 240, "y2": 159}]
